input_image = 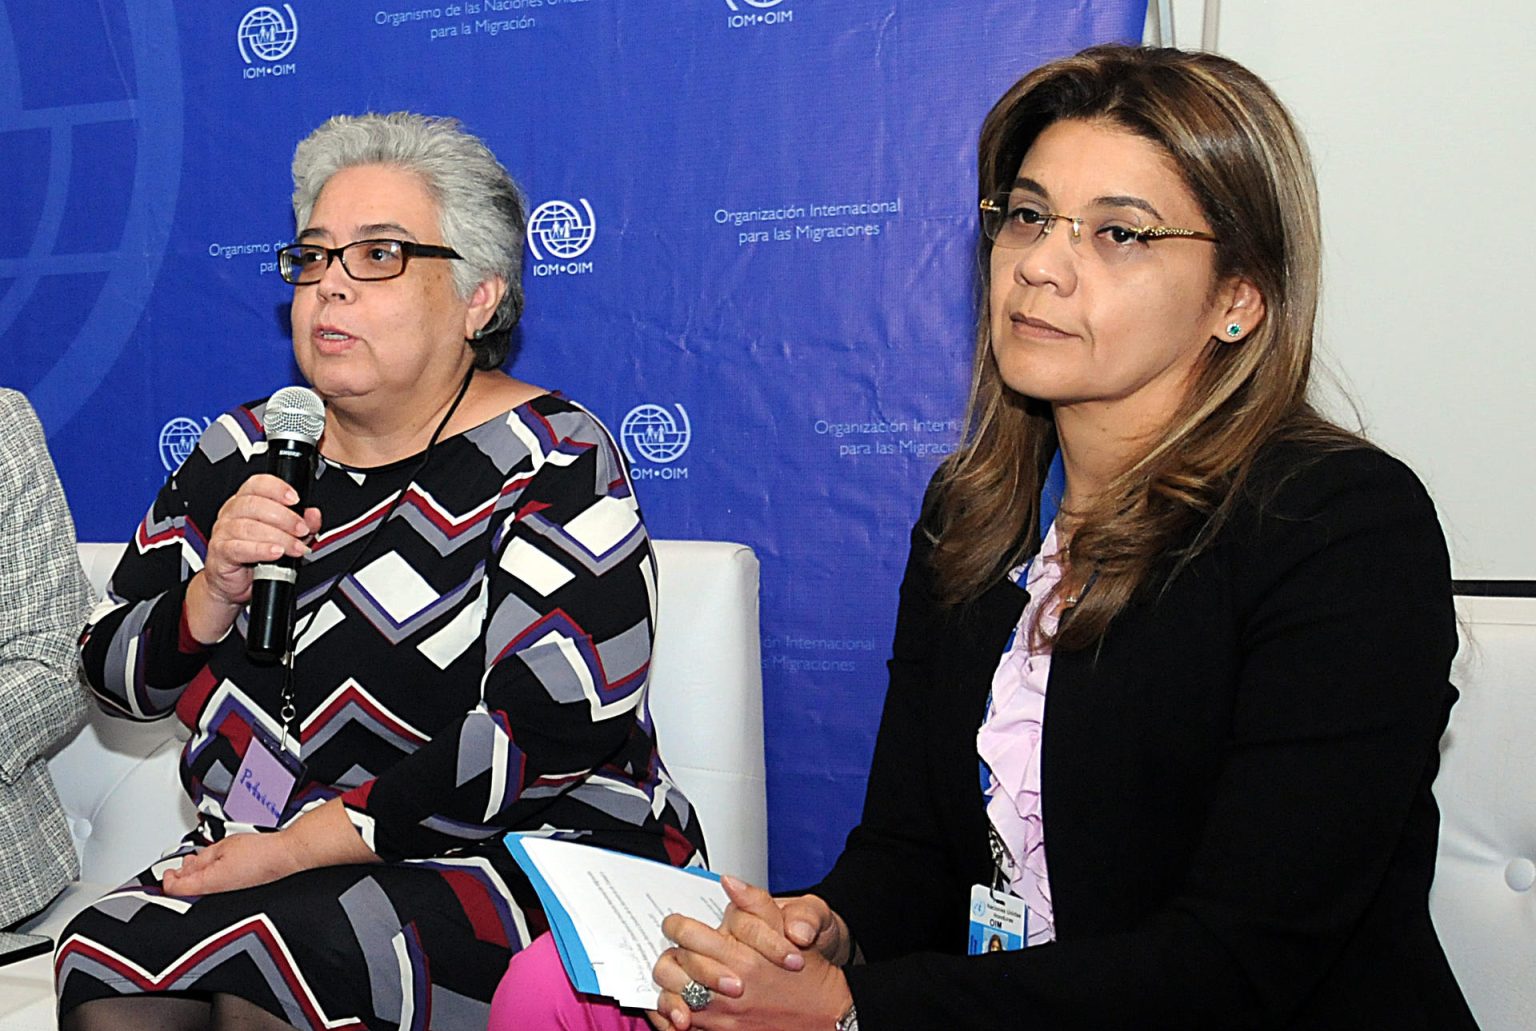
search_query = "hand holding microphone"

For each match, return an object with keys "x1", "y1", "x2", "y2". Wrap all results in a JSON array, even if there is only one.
[{"x1": 186, "y1": 388, "x2": 325, "y2": 656}]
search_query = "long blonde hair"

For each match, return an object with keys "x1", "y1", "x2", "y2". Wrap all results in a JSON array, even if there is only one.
[{"x1": 933, "y1": 45, "x2": 1357, "y2": 649}]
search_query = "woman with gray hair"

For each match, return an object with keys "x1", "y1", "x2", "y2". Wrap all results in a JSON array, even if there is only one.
[{"x1": 57, "y1": 112, "x2": 703, "y2": 1031}]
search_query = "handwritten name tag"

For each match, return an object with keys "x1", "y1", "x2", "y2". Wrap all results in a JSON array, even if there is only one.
[{"x1": 225, "y1": 734, "x2": 302, "y2": 828}]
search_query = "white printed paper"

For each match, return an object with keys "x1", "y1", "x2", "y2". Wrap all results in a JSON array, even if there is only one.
[{"x1": 507, "y1": 835, "x2": 727, "y2": 1009}]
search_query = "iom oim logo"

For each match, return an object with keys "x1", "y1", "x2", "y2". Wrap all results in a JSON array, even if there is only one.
[
  {"x1": 527, "y1": 198, "x2": 596, "y2": 277},
  {"x1": 620, "y1": 404, "x2": 690, "y2": 481},
  {"x1": 238, "y1": 5, "x2": 299, "y2": 74},
  {"x1": 724, "y1": 0, "x2": 792, "y2": 28},
  {"x1": 159, "y1": 416, "x2": 212, "y2": 472}
]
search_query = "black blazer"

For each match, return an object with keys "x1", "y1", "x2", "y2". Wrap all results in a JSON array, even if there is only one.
[{"x1": 814, "y1": 442, "x2": 1477, "y2": 1029}]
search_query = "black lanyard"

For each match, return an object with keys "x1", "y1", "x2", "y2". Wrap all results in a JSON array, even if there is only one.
[{"x1": 277, "y1": 369, "x2": 475, "y2": 749}]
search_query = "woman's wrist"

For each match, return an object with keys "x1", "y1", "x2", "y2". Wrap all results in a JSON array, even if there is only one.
[
  {"x1": 830, "y1": 909, "x2": 857, "y2": 967},
  {"x1": 184, "y1": 572, "x2": 240, "y2": 646},
  {"x1": 280, "y1": 798, "x2": 380, "y2": 871},
  {"x1": 829, "y1": 967, "x2": 857, "y2": 1030}
]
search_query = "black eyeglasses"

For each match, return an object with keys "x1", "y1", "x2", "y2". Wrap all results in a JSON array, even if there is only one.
[{"x1": 276, "y1": 238, "x2": 462, "y2": 285}]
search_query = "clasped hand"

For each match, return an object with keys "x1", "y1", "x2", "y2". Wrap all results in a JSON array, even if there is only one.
[{"x1": 649, "y1": 876, "x2": 854, "y2": 1031}]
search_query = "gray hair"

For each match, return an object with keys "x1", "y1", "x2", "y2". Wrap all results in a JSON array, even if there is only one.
[{"x1": 291, "y1": 112, "x2": 526, "y2": 369}]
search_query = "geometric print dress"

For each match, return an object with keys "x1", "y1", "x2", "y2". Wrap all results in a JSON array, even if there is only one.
[{"x1": 58, "y1": 393, "x2": 705, "y2": 1029}]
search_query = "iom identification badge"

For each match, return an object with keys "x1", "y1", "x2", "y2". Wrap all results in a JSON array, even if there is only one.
[
  {"x1": 967, "y1": 884, "x2": 1027, "y2": 954},
  {"x1": 225, "y1": 723, "x2": 306, "y2": 828}
]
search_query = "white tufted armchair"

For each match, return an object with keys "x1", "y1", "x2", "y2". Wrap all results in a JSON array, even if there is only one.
[{"x1": 0, "y1": 539, "x2": 767, "y2": 1030}]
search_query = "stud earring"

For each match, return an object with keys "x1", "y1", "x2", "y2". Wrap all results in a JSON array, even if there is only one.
[{"x1": 1225, "y1": 323, "x2": 1242, "y2": 338}]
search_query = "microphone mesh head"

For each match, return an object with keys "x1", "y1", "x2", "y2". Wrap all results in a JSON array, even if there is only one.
[{"x1": 264, "y1": 386, "x2": 326, "y2": 445}]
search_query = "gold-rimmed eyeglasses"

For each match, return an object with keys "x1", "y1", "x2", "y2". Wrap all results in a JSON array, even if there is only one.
[{"x1": 979, "y1": 192, "x2": 1217, "y2": 266}]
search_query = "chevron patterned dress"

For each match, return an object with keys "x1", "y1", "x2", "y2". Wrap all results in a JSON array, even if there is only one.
[{"x1": 59, "y1": 393, "x2": 704, "y2": 1030}]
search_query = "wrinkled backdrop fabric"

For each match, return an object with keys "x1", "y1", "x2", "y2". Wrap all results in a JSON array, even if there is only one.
[{"x1": 3, "y1": 0, "x2": 1146, "y2": 889}]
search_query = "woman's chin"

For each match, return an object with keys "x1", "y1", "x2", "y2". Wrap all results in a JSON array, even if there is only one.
[
  {"x1": 995, "y1": 364, "x2": 1075, "y2": 404},
  {"x1": 304, "y1": 376, "x2": 375, "y2": 405}
]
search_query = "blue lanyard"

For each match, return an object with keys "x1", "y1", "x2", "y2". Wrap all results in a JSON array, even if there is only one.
[
  {"x1": 979, "y1": 452, "x2": 1065, "y2": 795},
  {"x1": 1037, "y1": 451, "x2": 1067, "y2": 560}
]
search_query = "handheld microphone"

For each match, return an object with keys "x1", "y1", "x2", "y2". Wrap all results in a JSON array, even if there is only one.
[{"x1": 247, "y1": 386, "x2": 326, "y2": 664}]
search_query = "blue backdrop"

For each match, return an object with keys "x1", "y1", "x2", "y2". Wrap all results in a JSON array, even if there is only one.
[{"x1": 3, "y1": 0, "x2": 1144, "y2": 890}]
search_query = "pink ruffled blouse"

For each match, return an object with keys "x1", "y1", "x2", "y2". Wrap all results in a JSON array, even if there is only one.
[{"x1": 975, "y1": 521, "x2": 1063, "y2": 946}]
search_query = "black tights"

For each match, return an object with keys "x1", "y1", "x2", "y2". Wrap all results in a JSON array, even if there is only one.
[{"x1": 61, "y1": 993, "x2": 297, "y2": 1031}]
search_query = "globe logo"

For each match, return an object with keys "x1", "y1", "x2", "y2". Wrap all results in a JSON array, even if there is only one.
[
  {"x1": 527, "y1": 199, "x2": 597, "y2": 261},
  {"x1": 158, "y1": 417, "x2": 209, "y2": 472},
  {"x1": 620, "y1": 404, "x2": 691, "y2": 465},
  {"x1": 726, "y1": 0, "x2": 785, "y2": 9},
  {"x1": 238, "y1": 5, "x2": 299, "y2": 64},
  {"x1": 1, "y1": 1, "x2": 183, "y2": 437}
]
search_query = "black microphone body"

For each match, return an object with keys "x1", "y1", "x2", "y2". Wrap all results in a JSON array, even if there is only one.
[{"x1": 247, "y1": 388, "x2": 326, "y2": 664}]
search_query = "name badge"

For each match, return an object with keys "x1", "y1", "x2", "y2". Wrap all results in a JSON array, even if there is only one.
[
  {"x1": 225, "y1": 726, "x2": 306, "y2": 828},
  {"x1": 967, "y1": 883, "x2": 1027, "y2": 954}
]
